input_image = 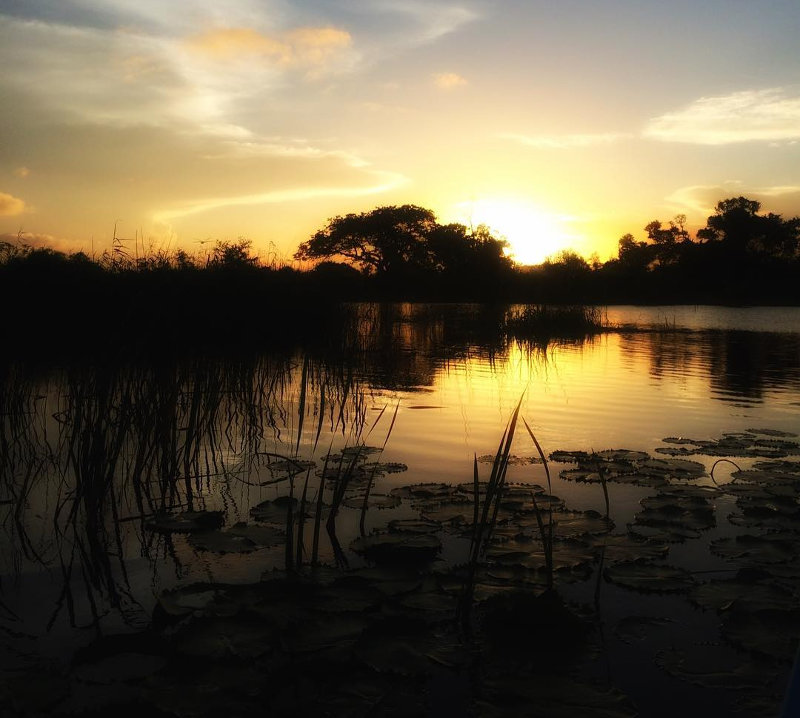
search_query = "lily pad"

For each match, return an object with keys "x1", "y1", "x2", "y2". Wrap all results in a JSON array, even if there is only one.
[
  {"x1": 710, "y1": 532, "x2": 800, "y2": 564},
  {"x1": 721, "y1": 610, "x2": 800, "y2": 660},
  {"x1": 748, "y1": 428, "x2": 798, "y2": 438},
  {"x1": 551, "y1": 510, "x2": 614, "y2": 538},
  {"x1": 341, "y1": 492, "x2": 402, "y2": 510},
  {"x1": 146, "y1": 510, "x2": 224, "y2": 534},
  {"x1": 604, "y1": 561, "x2": 694, "y2": 593},
  {"x1": 731, "y1": 468, "x2": 800, "y2": 487},
  {"x1": 655, "y1": 646, "x2": 774, "y2": 689},
  {"x1": 549, "y1": 450, "x2": 592, "y2": 464},
  {"x1": 390, "y1": 483, "x2": 459, "y2": 500},
  {"x1": 595, "y1": 449, "x2": 651, "y2": 463},
  {"x1": 351, "y1": 531, "x2": 441, "y2": 566},
  {"x1": 387, "y1": 518, "x2": 441, "y2": 534},
  {"x1": 249, "y1": 496, "x2": 302, "y2": 524},
  {"x1": 477, "y1": 454, "x2": 540, "y2": 465},
  {"x1": 654, "y1": 446, "x2": 698, "y2": 457},
  {"x1": 690, "y1": 579, "x2": 798, "y2": 613},
  {"x1": 592, "y1": 535, "x2": 669, "y2": 563},
  {"x1": 638, "y1": 458, "x2": 706, "y2": 480},
  {"x1": 632, "y1": 489, "x2": 716, "y2": 534}
]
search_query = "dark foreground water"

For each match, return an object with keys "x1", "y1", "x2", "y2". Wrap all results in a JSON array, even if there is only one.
[{"x1": 1, "y1": 304, "x2": 799, "y2": 717}]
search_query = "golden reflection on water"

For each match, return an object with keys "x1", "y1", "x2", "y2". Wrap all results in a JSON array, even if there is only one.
[{"x1": 382, "y1": 330, "x2": 800, "y2": 494}]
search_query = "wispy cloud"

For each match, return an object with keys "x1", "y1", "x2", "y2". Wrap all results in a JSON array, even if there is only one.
[
  {"x1": 433, "y1": 72, "x2": 467, "y2": 89},
  {"x1": 666, "y1": 182, "x2": 800, "y2": 216},
  {"x1": 375, "y1": 2, "x2": 478, "y2": 44},
  {"x1": 0, "y1": 192, "x2": 26, "y2": 216},
  {"x1": 644, "y1": 88, "x2": 800, "y2": 145},
  {"x1": 209, "y1": 139, "x2": 372, "y2": 167},
  {"x1": 152, "y1": 170, "x2": 409, "y2": 224},
  {"x1": 14, "y1": 167, "x2": 30, "y2": 179},
  {"x1": 500, "y1": 132, "x2": 628, "y2": 149},
  {"x1": 185, "y1": 26, "x2": 353, "y2": 73}
]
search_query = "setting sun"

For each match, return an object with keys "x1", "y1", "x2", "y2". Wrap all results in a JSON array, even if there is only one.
[{"x1": 449, "y1": 198, "x2": 575, "y2": 266}]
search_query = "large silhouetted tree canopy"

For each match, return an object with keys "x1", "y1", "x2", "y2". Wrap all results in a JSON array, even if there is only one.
[
  {"x1": 294, "y1": 204, "x2": 510, "y2": 276},
  {"x1": 697, "y1": 196, "x2": 800, "y2": 258}
]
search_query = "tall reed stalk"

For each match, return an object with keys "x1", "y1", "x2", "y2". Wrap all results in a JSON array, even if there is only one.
[{"x1": 459, "y1": 396, "x2": 522, "y2": 626}]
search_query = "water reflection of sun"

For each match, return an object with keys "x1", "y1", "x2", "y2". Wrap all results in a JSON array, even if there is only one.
[{"x1": 451, "y1": 198, "x2": 573, "y2": 266}]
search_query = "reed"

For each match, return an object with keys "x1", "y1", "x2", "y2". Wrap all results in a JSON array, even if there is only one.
[
  {"x1": 522, "y1": 418, "x2": 554, "y2": 589},
  {"x1": 459, "y1": 396, "x2": 522, "y2": 625}
]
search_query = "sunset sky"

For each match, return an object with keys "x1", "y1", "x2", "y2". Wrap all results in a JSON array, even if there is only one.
[{"x1": 1, "y1": 1, "x2": 799, "y2": 265}]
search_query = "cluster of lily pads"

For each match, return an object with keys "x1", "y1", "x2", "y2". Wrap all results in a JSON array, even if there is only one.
[{"x1": 9, "y1": 429, "x2": 800, "y2": 717}]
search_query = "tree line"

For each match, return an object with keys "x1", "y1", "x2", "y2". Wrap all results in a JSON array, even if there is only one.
[{"x1": 2, "y1": 195, "x2": 799, "y2": 314}]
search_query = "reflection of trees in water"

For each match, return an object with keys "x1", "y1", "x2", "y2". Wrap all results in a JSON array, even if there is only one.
[
  {"x1": 0, "y1": 304, "x2": 602, "y2": 634},
  {"x1": 347, "y1": 303, "x2": 562, "y2": 389},
  {"x1": 619, "y1": 329, "x2": 800, "y2": 401},
  {"x1": 0, "y1": 355, "x2": 368, "y2": 631}
]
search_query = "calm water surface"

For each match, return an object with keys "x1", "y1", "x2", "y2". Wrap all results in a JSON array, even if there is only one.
[
  {"x1": 378, "y1": 305, "x2": 800, "y2": 484},
  {"x1": 2, "y1": 304, "x2": 799, "y2": 670}
]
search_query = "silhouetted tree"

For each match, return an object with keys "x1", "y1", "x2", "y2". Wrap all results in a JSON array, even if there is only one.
[
  {"x1": 209, "y1": 239, "x2": 258, "y2": 268},
  {"x1": 426, "y1": 222, "x2": 511, "y2": 275},
  {"x1": 295, "y1": 205, "x2": 437, "y2": 274},
  {"x1": 617, "y1": 232, "x2": 653, "y2": 269},
  {"x1": 696, "y1": 197, "x2": 799, "y2": 258},
  {"x1": 294, "y1": 205, "x2": 510, "y2": 290}
]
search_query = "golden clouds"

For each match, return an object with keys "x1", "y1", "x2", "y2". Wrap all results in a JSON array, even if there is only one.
[
  {"x1": 0, "y1": 192, "x2": 26, "y2": 216},
  {"x1": 644, "y1": 89, "x2": 800, "y2": 145},
  {"x1": 186, "y1": 26, "x2": 352, "y2": 71},
  {"x1": 433, "y1": 72, "x2": 467, "y2": 89}
]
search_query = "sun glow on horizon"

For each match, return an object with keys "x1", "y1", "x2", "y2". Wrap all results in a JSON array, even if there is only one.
[{"x1": 448, "y1": 198, "x2": 575, "y2": 266}]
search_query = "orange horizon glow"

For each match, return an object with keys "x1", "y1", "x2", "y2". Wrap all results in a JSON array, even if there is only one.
[{"x1": 1, "y1": 4, "x2": 799, "y2": 266}]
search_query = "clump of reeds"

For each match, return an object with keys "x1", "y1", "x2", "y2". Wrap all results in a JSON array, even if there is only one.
[
  {"x1": 459, "y1": 401, "x2": 567, "y2": 628},
  {"x1": 504, "y1": 304, "x2": 607, "y2": 340}
]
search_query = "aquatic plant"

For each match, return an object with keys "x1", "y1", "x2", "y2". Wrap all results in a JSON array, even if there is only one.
[
  {"x1": 504, "y1": 304, "x2": 607, "y2": 340},
  {"x1": 459, "y1": 396, "x2": 522, "y2": 624}
]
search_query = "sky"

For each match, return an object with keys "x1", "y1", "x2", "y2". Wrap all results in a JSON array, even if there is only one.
[{"x1": 1, "y1": 0, "x2": 799, "y2": 265}]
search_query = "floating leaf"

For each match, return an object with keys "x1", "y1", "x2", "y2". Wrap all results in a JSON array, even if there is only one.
[
  {"x1": 188, "y1": 531, "x2": 257, "y2": 553},
  {"x1": 592, "y1": 535, "x2": 669, "y2": 563},
  {"x1": 549, "y1": 450, "x2": 592, "y2": 464},
  {"x1": 638, "y1": 458, "x2": 706, "y2": 480},
  {"x1": 595, "y1": 449, "x2": 650, "y2": 463},
  {"x1": 390, "y1": 483, "x2": 458, "y2": 500},
  {"x1": 341, "y1": 492, "x2": 401, "y2": 510},
  {"x1": 146, "y1": 510, "x2": 224, "y2": 534},
  {"x1": 721, "y1": 610, "x2": 800, "y2": 660},
  {"x1": 604, "y1": 561, "x2": 694, "y2": 593},
  {"x1": 690, "y1": 580, "x2": 798, "y2": 613},
  {"x1": 655, "y1": 647, "x2": 773, "y2": 689},
  {"x1": 662, "y1": 437, "x2": 709, "y2": 446},
  {"x1": 654, "y1": 446, "x2": 698, "y2": 456},
  {"x1": 387, "y1": 518, "x2": 441, "y2": 534},
  {"x1": 632, "y1": 489, "x2": 716, "y2": 534},
  {"x1": 710, "y1": 533, "x2": 800, "y2": 564},
  {"x1": 249, "y1": 496, "x2": 302, "y2": 524},
  {"x1": 748, "y1": 428, "x2": 798, "y2": 438},
  {"x1": 476, "y1": 454, "x2": 541, "y2": 465},
  {"x1": 350, "y1": 531, "x2": 441, "y2": 566}
]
